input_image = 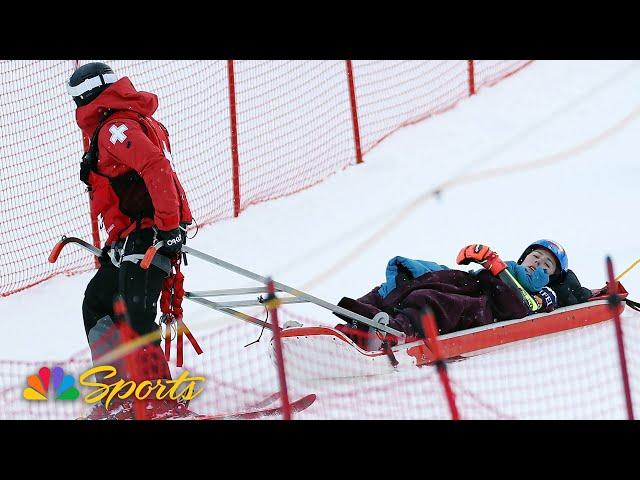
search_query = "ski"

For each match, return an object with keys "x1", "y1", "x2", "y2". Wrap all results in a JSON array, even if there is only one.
[
  {"x1": 175, "y1": 391, "x2": 281, "y2": 418},
  {"x1": 243, "y1": 392, "x2": 282, "y2": 411},
  {"x1": 76, "y1": 392, "x2": 286, "y2": 420},
  {"x1": 184, "y1": 394, "x2": 316, "y2": 420}
]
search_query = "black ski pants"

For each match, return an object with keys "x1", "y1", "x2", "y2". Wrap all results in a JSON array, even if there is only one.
[{"x1": 82, "y1": 228, "x2": 167, "y2": 344}]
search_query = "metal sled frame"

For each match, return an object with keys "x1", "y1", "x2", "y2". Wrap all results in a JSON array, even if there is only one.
[
  {"x1": 48, "y1": 237, "x2": 406, "y2": 343},
  {"x1": 180, "y1": 246, "x2": 406, "y2": 342}
]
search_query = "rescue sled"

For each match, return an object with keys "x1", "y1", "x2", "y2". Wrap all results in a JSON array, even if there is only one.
[
  {"x1": 272, "y1": 284, "x2": 629, "y2": 379},
  {"x1": 49, "y1": 236, "x2": 632, "y2": 381}
]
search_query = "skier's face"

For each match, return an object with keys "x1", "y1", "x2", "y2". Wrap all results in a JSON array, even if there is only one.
[{"x1": 522, "y1": 249, "x2": 557, "y2": 275}]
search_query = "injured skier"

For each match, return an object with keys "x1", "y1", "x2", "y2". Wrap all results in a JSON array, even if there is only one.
[{"x1": 334, "y1": 239, "x2": 594, "y2": 348}]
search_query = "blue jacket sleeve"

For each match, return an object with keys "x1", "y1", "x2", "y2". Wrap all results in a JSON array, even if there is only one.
[{"x1": 378, "y1": 256, "x2": 449, "y2": 298}]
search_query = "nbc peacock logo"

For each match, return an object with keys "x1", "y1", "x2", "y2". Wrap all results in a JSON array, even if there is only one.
[{"x1": 23, "y1": 366, "x2": 80, "y2": 401}]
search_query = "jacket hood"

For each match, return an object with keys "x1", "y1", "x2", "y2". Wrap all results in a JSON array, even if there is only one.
[{"x1": 74, "y1": 77, "x2": 158, "y2": 135}]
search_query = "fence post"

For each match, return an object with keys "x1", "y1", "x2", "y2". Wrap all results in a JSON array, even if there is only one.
[
  {"x1": 346, "y1": 60, "x2": 363, "y2": 164},
  {"x1": 606, "y1": 256, "x2": 634, "y2": 420},
  {"x1": 113, "y1": 295, "x2": 147, "y2": 420},
  {"x1": 421, "y1": 307, "x2": 460, "y2": 420},
  {"x1": 467, "y1": 60, "x2": 476, "y2": 96},
  {"x1": 266, "y1": 277, "x2": 292, "y2": 419},
  {"x1": 227, "y1": 60, "x2": 241, "y2": 217}
]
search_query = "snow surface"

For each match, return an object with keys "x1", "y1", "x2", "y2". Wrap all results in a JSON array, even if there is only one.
[{"x1": 3, "y1": 60, "x2": 640, "y2": 419}]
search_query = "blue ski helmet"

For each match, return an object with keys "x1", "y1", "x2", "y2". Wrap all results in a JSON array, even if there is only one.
[{"x1": 517, "y1": 239, "x2": 568, "y2": 276}]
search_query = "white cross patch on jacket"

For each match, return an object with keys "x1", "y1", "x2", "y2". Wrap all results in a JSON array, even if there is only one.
[{"x1": 109, "y1": 124, "x2": 128, "y2": 144}]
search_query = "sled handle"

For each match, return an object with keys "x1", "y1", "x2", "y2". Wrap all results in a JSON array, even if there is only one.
[
  {"x1": 141, "y1": 241, "x2": 164, "y2": 270},
  {"x1": 48, "y1": 241, "x2": 66, "y2": 263},
  {"x1": 49, "y1": 235, "x2": 102, "y2": 263}
]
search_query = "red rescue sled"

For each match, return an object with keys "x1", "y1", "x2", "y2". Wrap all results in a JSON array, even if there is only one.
[
  {"x1": 48, "y1": 237, "x2": 632, "y2": 380},
  {"x1": 274, "y1": 285, "x2": 628, "y2": 379}
]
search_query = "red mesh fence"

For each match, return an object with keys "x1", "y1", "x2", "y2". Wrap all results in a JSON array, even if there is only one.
[
  {"x1": 1, "y1": 60, "x2": 95, "y2": 296},
  {"x1": 445, "y1": 319, "x2": 639, "y2": 419},
  {"x1": 353, "y1": 60, "x2": 470, "y2": 154},
  {"x1": 3, "y1": 303, "x2": 637, "y2": 420},
  {"x1": 1, "y1": 60, "x2": 530, "y2": 297},
  {"x1": 0, "y1": 321, "x2": 284, "y2": 420},
  {"x1": 353, "y1": 60, "x2": 532, "y2": 154},
  {"x1": 473, "y1": 60, "x2": 532, "y2": 88},
  {"x1": 274, "y1": 305, "x2": 639, "y2": 419},
  {"x1": 233, "y1": 61, "x2": 355, "y2": 209}
]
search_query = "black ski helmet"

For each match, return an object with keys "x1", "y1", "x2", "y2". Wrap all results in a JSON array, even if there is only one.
[
  {"x1": 517, "y1": 239, "x2": 568, "y2": 279},
  {"x1": 67, "y1": 62, "x2": 118, "y2": 107}
]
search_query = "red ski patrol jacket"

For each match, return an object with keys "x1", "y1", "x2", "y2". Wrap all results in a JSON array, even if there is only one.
[{"x1": 75, "y1": 77, "x2": 193, "y2": 246}]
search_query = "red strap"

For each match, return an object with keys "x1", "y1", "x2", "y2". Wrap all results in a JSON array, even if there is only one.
[
  {"x1": 164, "y1": 321, "x2": 171, "y2": 362},
  {"x1": 160, "y1": 270, "x2": 175, "y2": 362},
  {"x1": 176, "y1": 320, "x2": 184, "y2": 367},
  {"x1": 160, "y1": 260, "x2": 177, "y2": 363},
  {"x1": 160, "y1": 272, "x2": 174, "y2": 317},
  {"x1": 179, "y1": 317, "x2": 203, "y2": 355},
  {"x1": 172, "y1": 269, "x2": 185, "y2": 318},
  {"x1": 159, "y1": 255, "x2": 202, "y2": 366}
]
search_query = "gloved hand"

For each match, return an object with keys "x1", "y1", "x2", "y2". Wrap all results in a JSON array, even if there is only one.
[
  {"x1": 533, "y1": 286, "x2": 557, "y2": 313},
  {"x1": 98, "y1": 245, "x2": 112, "y2": 266},
  {"x1": 157, "y1": 227, "x2": 186, "y2": 256},
  {"x1": 456, "y1": 244, "x2": 507, "y2": 276}
]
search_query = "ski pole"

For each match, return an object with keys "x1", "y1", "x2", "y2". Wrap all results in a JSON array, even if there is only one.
[
  {"x1": 615, "y1": 257, "x2": 640, "y2": 282},
  {"x1": 497, "y1": 269, "x2": 539, "y2": 313}
]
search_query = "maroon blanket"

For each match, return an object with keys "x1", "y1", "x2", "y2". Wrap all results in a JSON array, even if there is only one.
[{"x1": 335, "y1": 269, "x2": 529, "y2": 338}]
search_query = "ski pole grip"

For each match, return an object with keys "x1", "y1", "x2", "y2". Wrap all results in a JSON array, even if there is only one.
[
  {"x1": 141, "y1": 241, "x2": 164, "y2": 270},
  {"x1": 48, "y1": 241, "x2": 66, "y2": 263}
]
